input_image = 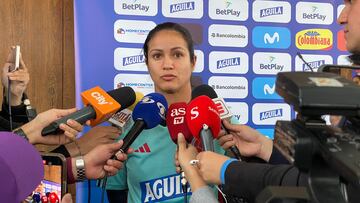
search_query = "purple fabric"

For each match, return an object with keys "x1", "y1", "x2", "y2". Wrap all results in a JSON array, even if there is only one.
[{"x1": 0, "y1": 132, "x2": 43, "y2": 202}]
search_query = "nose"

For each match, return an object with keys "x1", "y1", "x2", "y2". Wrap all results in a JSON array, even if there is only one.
[
  {"x1": 163, "y1": 55, "x2": 174, "y2": 70},
  {"x1": 337, "y1": 6, "x2": 348, "y2": 25}
]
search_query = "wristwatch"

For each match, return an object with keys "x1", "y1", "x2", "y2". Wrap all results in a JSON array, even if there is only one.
[
  {"x1": 13, "y1": 128, "x2": 29, "y2": 141},
  {"x1": 75, "y1": 156, "x2": 86, "y2": 181}
]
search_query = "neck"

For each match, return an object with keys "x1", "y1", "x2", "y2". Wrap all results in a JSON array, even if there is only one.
[{"x1": 156, "y1": 84, "x2": 192, "y2": 106}]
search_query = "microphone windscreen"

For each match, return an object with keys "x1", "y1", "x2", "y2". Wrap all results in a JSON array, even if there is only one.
[
  {"x1": 186, "y1": 95, "x2": 221, "y2": 139},
  {"x1": 0, "y1": 132, "x2": 43, "y2": 202},
  {"x1": 191, "y1": 84, "x2": 218, "y2": 99},
  {"x1": 166, "y1": 102, "x2": 193, "y2": 143},
  {"x1": 108, "y1": 86, "x2": 136, "y2": 111},
  {"x1": 132, "y1": 93, "x2": 168, "y2": 129}
]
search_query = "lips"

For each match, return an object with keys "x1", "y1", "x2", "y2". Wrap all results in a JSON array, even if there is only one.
[{"x1": 161, "y1": 74, "x2": 176, "y2": 81}]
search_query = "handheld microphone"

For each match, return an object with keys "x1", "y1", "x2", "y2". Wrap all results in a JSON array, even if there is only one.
[
  {"x1": 41, "y1": 86, "x2": 136, "y2": 136},
  {"x1": 108, "y1": 91, "x2": 144, "y2": 132},
  {"x1": 192, "y1": 84, "x2": 242, "y2": 159},
  {"x1": 186, "y1": 95, "x2": 221, "y2": 151},
  {"x1": 118, "y1": 92, "x2": 168, "y2": 153},
  {"x1": 166, "y1": 102, "x2": 192, "y2": 195}
]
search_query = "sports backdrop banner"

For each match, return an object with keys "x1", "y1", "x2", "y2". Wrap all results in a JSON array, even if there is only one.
[{"x1": 74, "y1": 0, "x2": 348, "y2": 201}]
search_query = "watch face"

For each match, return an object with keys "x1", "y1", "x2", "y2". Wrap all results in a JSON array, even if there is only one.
[{"x1": 76, "y1": 158, "x2": 85, "y2": 168}]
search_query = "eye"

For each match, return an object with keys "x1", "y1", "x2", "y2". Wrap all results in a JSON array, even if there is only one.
[
  {"x1": 151, "y1": 53, "x2": 162, "y2": 60},
  {"x1": 174, "y1": 52, "x2": 184, "y2": 58}
]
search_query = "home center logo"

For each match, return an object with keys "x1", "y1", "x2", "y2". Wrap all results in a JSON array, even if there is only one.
[{"x1": 296, "y1": 29, "x2": 333, "y2": 50}]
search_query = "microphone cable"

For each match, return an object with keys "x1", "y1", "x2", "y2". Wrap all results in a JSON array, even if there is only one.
[{"x1": 297, "y1": 52, "x2": 314, "y2": 72}]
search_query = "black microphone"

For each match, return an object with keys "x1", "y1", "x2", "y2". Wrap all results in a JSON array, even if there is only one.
[
  {"x1": 192, "y1": 84, "x2": 243, "y2": 160},
  {"x1": 41, "y1": 86, "x2": 136, "y2": 136}
]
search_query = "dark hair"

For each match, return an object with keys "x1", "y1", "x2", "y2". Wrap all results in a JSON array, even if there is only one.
[{"x1": 143, "y1": 22, "x2": 195, "y2": 64}]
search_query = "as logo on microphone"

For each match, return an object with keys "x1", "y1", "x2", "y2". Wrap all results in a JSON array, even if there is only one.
[
  {"x1": 190, "y1": 106, "x2": 199, "y2": 120},
  {"x1": 170, "y1": 108, "x2": 186, "y2": 124},
  {"x1": 91, "y1": 92, "x2": 113, "y2": 105}
]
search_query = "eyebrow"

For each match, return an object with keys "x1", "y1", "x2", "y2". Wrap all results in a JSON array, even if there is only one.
[{"x1": 149, "y1": 47, "x2": 186, "y2": 53}]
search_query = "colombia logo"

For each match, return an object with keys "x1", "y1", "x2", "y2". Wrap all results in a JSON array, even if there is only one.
[{"x1": 296, "y1": 29, "x2": 333, "y2": 50}]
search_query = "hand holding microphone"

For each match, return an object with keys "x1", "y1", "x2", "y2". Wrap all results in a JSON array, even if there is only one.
[
  {"x1": 41, "y1": 86, "x2": 136, "y2": 136},
  {"x1": 192, "y1": 84, "x2": 242, "y2": 159}
]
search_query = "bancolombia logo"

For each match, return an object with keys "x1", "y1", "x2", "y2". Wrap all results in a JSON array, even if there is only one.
[
  {"x1": 296, "y1": 29, "x2": 333, "y2": 50},
  {"x1": 208, "y1": 76, "x2": 248, "y2": 99},
  {"x1": 208, "y1": 24, "x2": 248, "y2": 47}
]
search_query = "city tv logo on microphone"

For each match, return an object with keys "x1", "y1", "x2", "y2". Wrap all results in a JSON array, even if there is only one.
[
  {"x1": 252, "y1": 1, "x2": 291, "y2": 23},
  {"x1": 209, "y1": 51, "x2": 249, "y2": 74},
  {"x1": 253, "y1": 52, "x2": 291, "y2": 75},
  {"x1": 162, "y1": 0, "x2": 203, "y2": 19},
  {"x1": 296, "y1": 29, "x2": 333, "y2": 50},
  {"x1": 296, "y1": 2, "x2": 333, "y2": 25},
  {"x1": 208, "y1": 0, "x2": 249, "y2": 21},
  {"x1": 252, "y1": 77, "x2": 281, "y2": 100},
  {"x1": 252, "y1": 103, "x2": 291, "y2": 125},
  {"x1": 114, "y1": 0, "x2": 158, "y2": 16},
  {"x1": 252, "y1": 26, "x2": 291, "y2": 49},
  {"x1": 91, "y1": 92, "x2": 113, "y2": 105}
]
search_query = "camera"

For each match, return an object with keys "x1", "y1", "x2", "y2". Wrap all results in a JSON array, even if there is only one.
[{"x1": 261, "y1": 71, "x2": 360, "y2": 203}]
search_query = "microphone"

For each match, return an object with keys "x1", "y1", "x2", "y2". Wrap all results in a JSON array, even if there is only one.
[
  {"x1": 108, "y1": 91, "x2": 144, "y2": 132},
  {"x1": 186, "y1": 95, "x2": 221, "y2": 151},
  {"x1": 118, "y1": 92, "x2": 168, "y2": 153},
  {"x1": 41, "y1": 86, "x2": 136, "y2": 136},
  {"x1": 166, "y1": 102, "x2": 192, "y2": 195},
  {"x1": 192, "y1": 84, "x2": 242, "y2": 159}
]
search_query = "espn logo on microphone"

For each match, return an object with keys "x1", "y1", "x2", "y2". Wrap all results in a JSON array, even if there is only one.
[{"x1": 169, "y1": 107, "x2": 186, "y2": 125}]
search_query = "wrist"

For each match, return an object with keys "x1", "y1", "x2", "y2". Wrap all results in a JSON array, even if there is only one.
[
  {"x1": 4, "y1": 89, "x2": 23, "y2": 106},
  {"x1": 20, "y1": 122, "x2": 36, "y2": 144},
  {"x1": 259, "y1": 136, "x2": 273, "y2": 162},
  {"x1": 65, "y1": 141, "x2": 82, "y2": 157}
]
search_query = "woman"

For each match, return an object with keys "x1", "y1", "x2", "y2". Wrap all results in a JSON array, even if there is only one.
[{"x1": 106, "y1": 22, "x2": 223, "y2": 203}]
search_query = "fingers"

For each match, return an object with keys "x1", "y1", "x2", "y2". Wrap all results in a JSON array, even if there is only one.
[
  {"x1": 59, "y1": 122, "x2": 81, "y2": 140},
  {"x1": 67, "y1": 119, "x2": 84, "y2": 132},
  {"x1": 105, "y1": 159, "x2": 122, "y2": 174},
  {"x1": 177, "y1": 133, "x2": 186, "y2": 151},
  {"x1": 222, "y1": 119, "x2": 240, "y2": 132},
  {"x1": 218, "y1": 134, "x2": 235, "y2": 150},
  {"x1": 54, "y1": 108, "x2": 77, "y2": 118}
]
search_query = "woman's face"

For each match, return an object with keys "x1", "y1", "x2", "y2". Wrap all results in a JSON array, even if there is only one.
[{"x1": 146, "y1": 30, "x2": 195, "y2": 94}]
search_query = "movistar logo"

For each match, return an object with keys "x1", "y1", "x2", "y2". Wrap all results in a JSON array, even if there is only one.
[
  {"x1": 264, "y1": 32, "x2": 280, "y2": 44},
  {"x1": 264, "y1": 84, "x2": 276, "y2": 95}
]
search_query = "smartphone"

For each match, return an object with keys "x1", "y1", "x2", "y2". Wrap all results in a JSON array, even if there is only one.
[
  {"x1": 25, "y1": 153, "x2": 67, "y2": 202},
  {"x1": 9, "y1": 45, "x2": 20, "y2": 72}
]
